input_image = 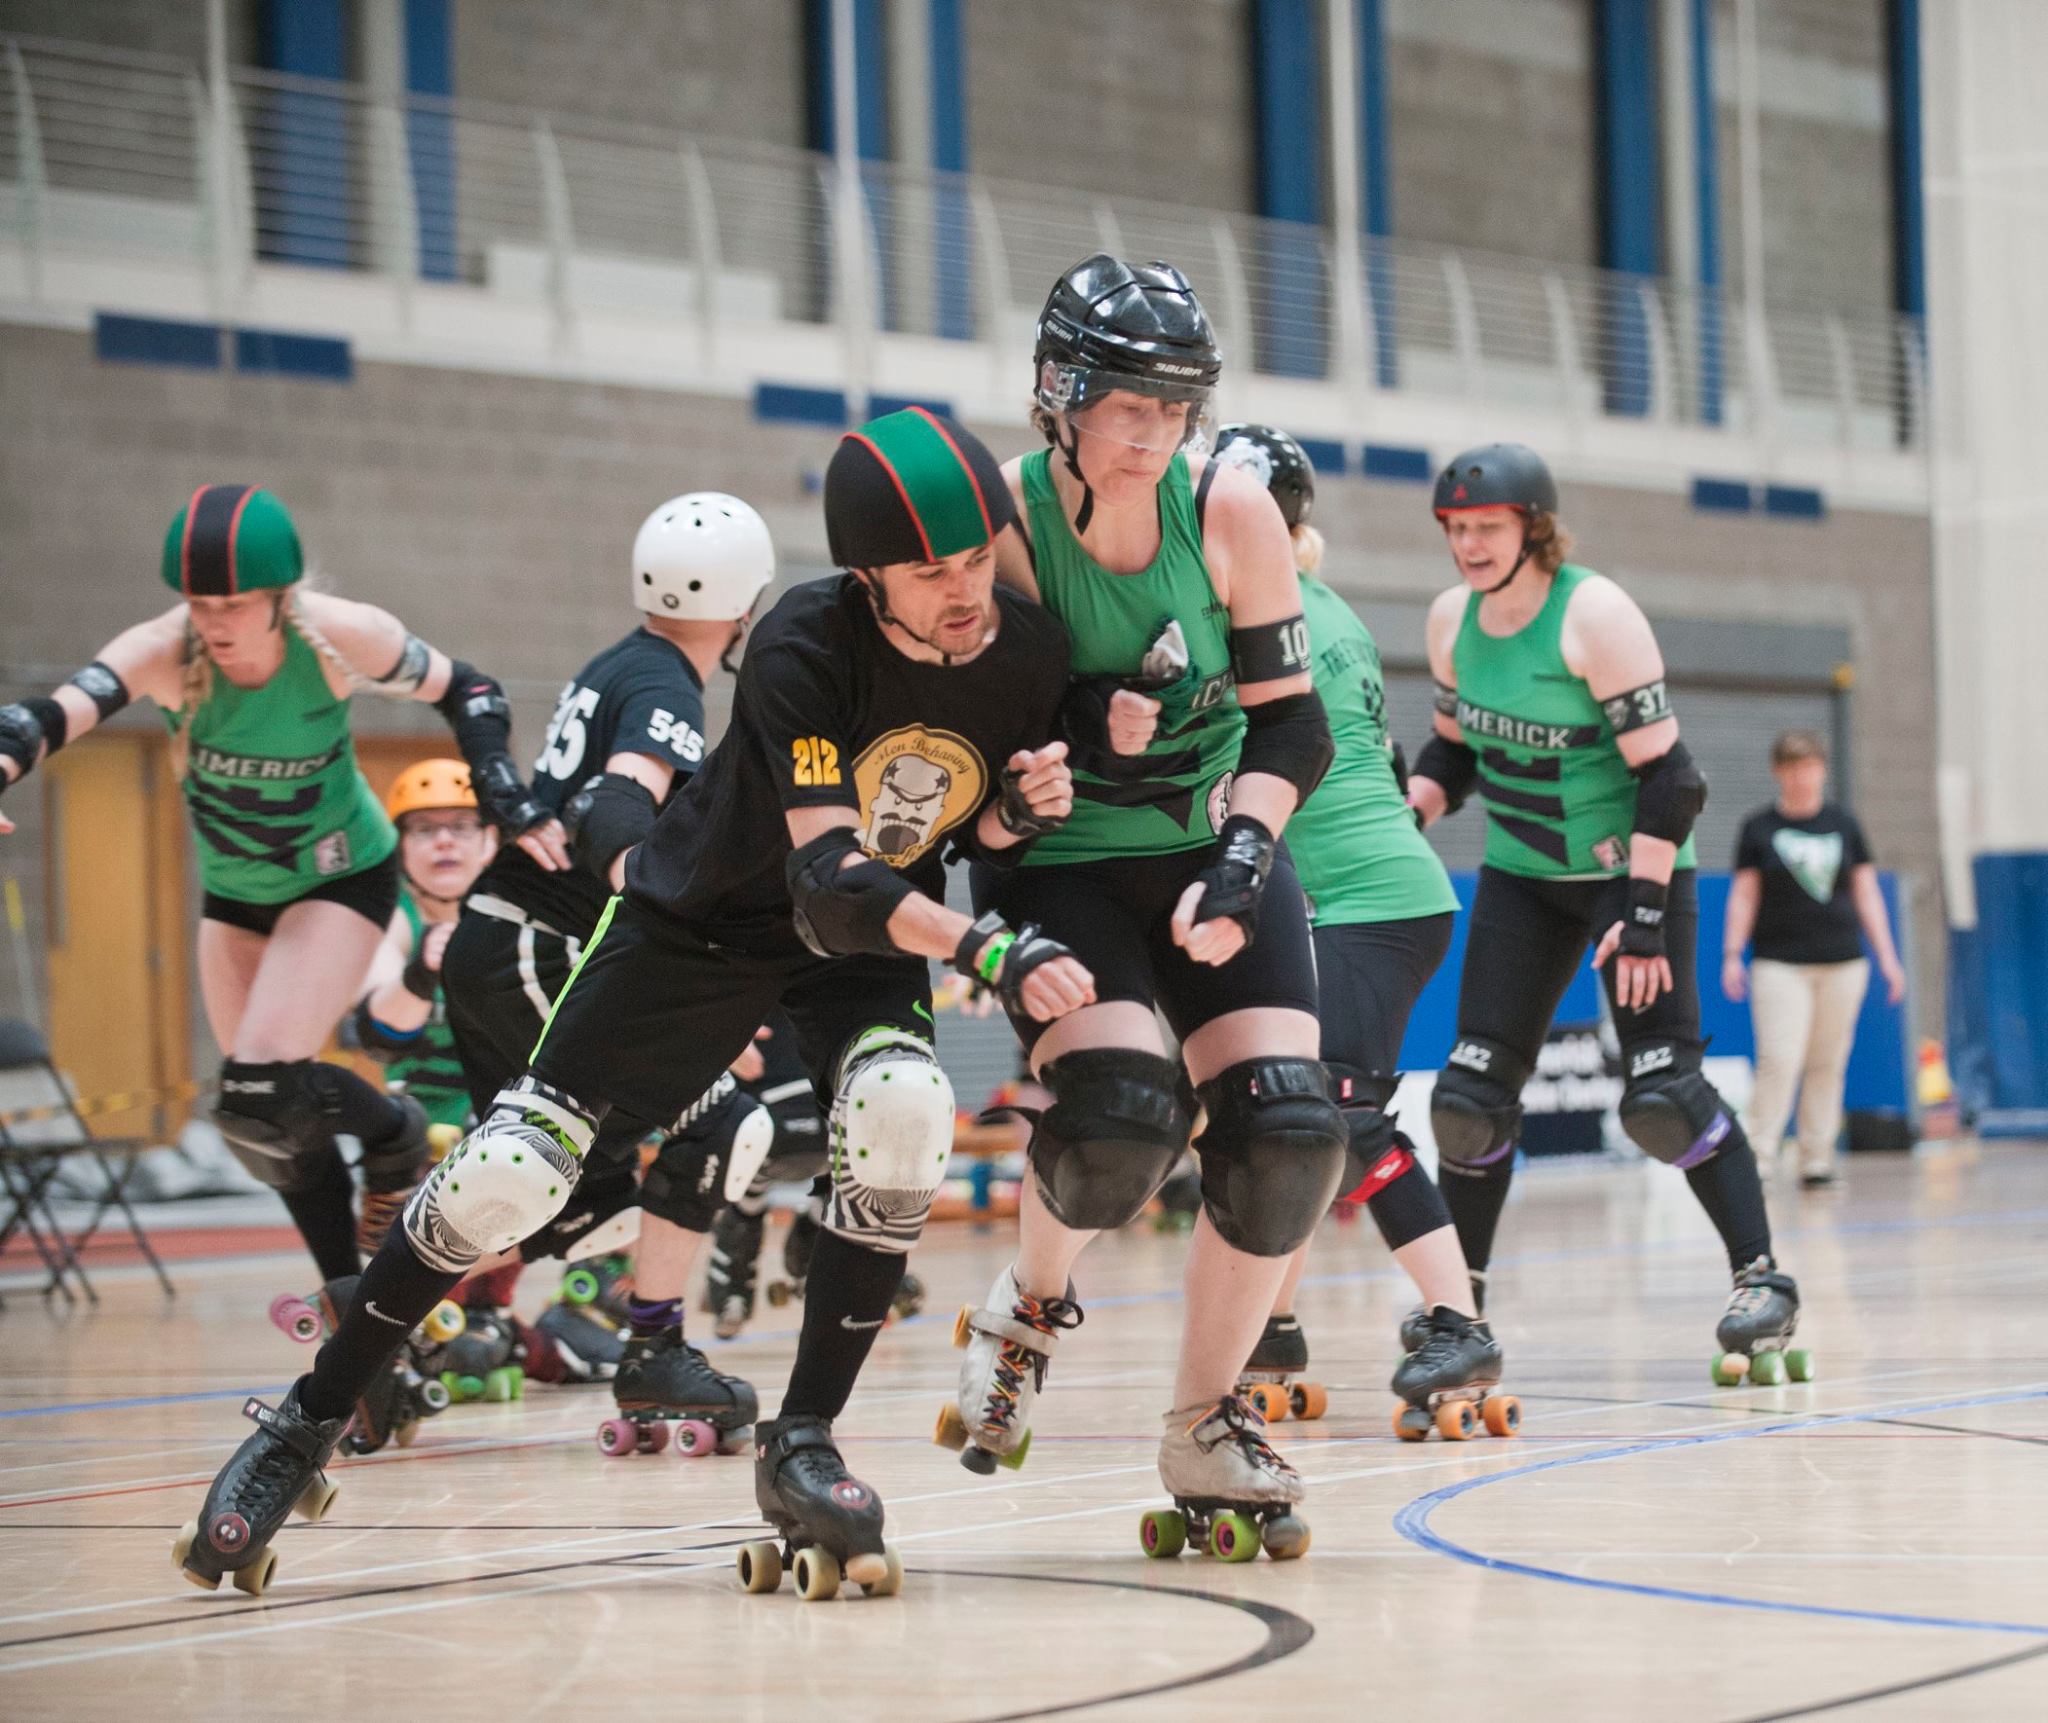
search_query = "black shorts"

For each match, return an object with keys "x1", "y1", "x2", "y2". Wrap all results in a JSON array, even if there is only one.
[
  {"x1": 529, "y1": 894, "x2": 933, "y2": 1131},
  {"x1": 1313, "y1": 913, "x2": 1454, "y2": 1077},
  {"x1": 1456, "y1": 866, "x2": 1703, "y2": 1066},
  {"x1": 201, "y1": 851, "x2": 401, "y2": 937},
  {"x1": 974, "y1": 846, "x2": 1320, "y2": 1056}
]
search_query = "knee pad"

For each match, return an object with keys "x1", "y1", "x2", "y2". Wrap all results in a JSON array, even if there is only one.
[
  {"x1": 354, "y1": 1093, "x2": 429, "y2": 1193},
  {"x1": 1430, "y1": 1037, "x2": 1528, "y2": 1176},
  {"x1": 641, "y1": 1089, "x2": 777, "y2": 1234},
  {"x1": 825, "y1": 1027, "x2": 956, "y2": 1254},
  {"x1": 1325, "y1": 1061, "x2": 1400, "y2": 1194},
  {"x1": 213, "y1": 1060, "x2": 337, "y2": 1195},
  {"x1": 1619, "y1": 1040, "x2": 1733, "y2": 1168},
  {"x1": 402, "y1": 1076, "x2": 594, "y2": 1272},
  {"x1": 1028, "y1": 1048, "x2": 1189, "y2": 1231},
  {"x1": 1192, "y1": 1058, "x2": 1347, "y2": 1258},
  {"x1": 520, "y1": 1155, "x2": 642, "y2": 1263}
]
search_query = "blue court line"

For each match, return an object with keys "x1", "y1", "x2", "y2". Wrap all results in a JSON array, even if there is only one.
[
  {"x1": 0, "y1": 1386, "x2": 291, "y2": 1422},
  {"x1": 1393, "y1": 1383, "x2": 2048, "y2": 1637}
]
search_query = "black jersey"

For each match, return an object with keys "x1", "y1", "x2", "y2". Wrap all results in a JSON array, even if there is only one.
[
  {"x1": 626, "y1": 575, "x2": 1071, "y2": 952},
  {"x1": 473, "y1": 627, "x2": 708, "y2": 937}
]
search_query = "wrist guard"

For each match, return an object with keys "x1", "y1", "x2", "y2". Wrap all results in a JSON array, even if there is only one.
[{"x1": 1191, "y1": 814, "x2": 1276, "y2": 941}]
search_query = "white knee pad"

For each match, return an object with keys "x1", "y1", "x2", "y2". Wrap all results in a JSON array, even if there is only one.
[
  {"x1": 404, "y1": 1079, "x2": 592, "y2": 1272},
  {"x1": 828, "y1": 1028, "x2": 955, "y2": 1254},
  {"x1": 723, "y1": 1100, "x2": 777, "y2": 1203}
]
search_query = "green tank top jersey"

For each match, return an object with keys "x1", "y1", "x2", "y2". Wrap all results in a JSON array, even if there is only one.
[
  {"x1": 1287, "y1": 577, "x2": 1459, "y2": 925},
  {"x1": 384, "y1": 890, "x2": 471, "y2": 1129},
  {"x1": 1451, "y1": 563, "x2": 1697, "y2": 879},
  {"x1": 169, "y1": 625, "x2": 395, "y2": 903},
  {"x1": 1019, "y1": 449, "x2": 1244, "y2": 864}
]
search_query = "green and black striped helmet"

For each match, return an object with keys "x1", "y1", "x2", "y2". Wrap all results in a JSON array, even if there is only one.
[
  {"x1": 824, "y1": 409, "x2": 1016, "y2": 569},
  {"x1": 160, "y1": 484, "x2": 304, "y2": 595}
]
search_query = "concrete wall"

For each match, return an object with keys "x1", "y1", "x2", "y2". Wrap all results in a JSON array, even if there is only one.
[{"x1": 0, "y1": 0, "x2": 260, "y2": 64}]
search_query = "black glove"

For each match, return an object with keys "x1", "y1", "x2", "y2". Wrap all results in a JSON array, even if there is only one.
[
  {"x1": 994, "y1": 763, "x2": 1066, "y2": 841},
  {"x1": 952, "y1": 911, "x2": 1075, "y2": 1016},
  {"x1": 1190, "y1": 814, "x2": 1276, "y2": 942},
  {"x1": 400, "y1": 950, "x2": 439, "y2": 1002},
  {"x1": 1616, "y1": 877, "x2": 1669, "y2": 962},
  {"x1": 470, "y1": 752, "x2": 550, "y2": 838}
]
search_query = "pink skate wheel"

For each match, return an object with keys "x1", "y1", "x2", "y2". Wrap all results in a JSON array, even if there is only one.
[
  {"x1": 270, "y1": 1295, "x2": 320, "y2": 1345},
  {"x1": 671, "y1": 1419, "x2": 718, "y2": 1458},
  {"x1": 596, "y1": 1417, "x2": 638, "y2": 1457},
  {"x1": 641, "y1": 1420, "x2": 671, "y2": 1455}
]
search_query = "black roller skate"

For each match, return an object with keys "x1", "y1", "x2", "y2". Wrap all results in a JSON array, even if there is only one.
[
  {"x1": 559, "y1": 1251, "x2": 635, "y2": 1324},
  {"x1": 439, "y1": 1307, "x2": 526, "y2": 1404},
  {"x1": 1712, "y1": 1256, "x2": 1811, "y2": 1386},
  {"x1": 527, "y1": 1300, "x2": 624, "y2": 1382},
  {"x1": 1399, "y1": 1269, "x2": 1487, "y2": 1354},
  {"x1": 765, "y1": 1202, "x2": 821, "y2": 1310},
  {"x1": 736, "y1": 1414, "x2": 901, "y2": 1601},
  {"x1": 705, "y1": 1206, "x2": 764, "y2": 1340},
  {"x1": 1141, "y1": 1395, "x2": 1310, "y2": 1564},
  {"x1": 1391, "y1": 1306, "x2": 1519, "y2": 1442},
  {"x1": 1237, "y1": 1313, "x2": 1328, "y2": 1423},
  {"x1": 597, "y1": 1324, "x2": 759, "y2": 1459},
  {"x1": 267, "y1": 1275, "x2": 461, "y2": 1452},
  {"x1": 172, "y1": 1383, "x2": 350, "y2": 1597}
]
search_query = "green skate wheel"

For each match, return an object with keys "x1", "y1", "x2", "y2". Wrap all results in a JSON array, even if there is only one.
[
  {"x1": 1711, "y1": 1353, "x2": 1749, "y2": 1387},
  {"x1": 561, "y1": 1267, "x2": 601, "y2": 1307},
  {"x1": 1207, "y1": 1510, "x2": 1260, "y2": 1563},
  {"x1": 996, "y1": 1428, "x2": 1031, "y2": 1471},
  {"x1": 1139, "y1": 1508, "x2": 1186, "y2": 1559},
  {"x1": 736, "y1": 1540, "x2": 783, "y2": 1594},
  {"x1": 1749, "y1": 1351, "x2": 1789, "y2": 1387},
  {"x1": 1785, "y1": 1348, "x2": 1816, "y2": 1383}
]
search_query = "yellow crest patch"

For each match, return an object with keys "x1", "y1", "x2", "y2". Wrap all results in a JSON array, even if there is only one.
[{"x1": 852, "y1": 726, "x2": 987, "y2": 867}]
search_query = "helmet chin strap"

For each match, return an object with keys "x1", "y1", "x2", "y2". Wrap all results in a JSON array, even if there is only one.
[
  {"x1": 1477, "y1": 516, "x2": 1536, "y2": 595},
  {"x1": 403, "y1": 868, "x2": 465, "y2": 911},
  {"x1": 854, "y1": 571, "x2": 990, "y2": 669},
  {"x1": 1057, "y1": 419, "x2": 1096, "y2": 534}
]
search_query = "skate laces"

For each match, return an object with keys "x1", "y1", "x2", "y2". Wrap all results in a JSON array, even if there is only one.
[
  {"x1": 1728, "y1": 1257, "x2": 1788, "y2": 1317},
  {"x1": 982, "y1": 1294, "x2": 1082, "y2": 1427},
  {"x1": 1408, "y1": 1309, "x2": 1478, "y2": 1374},
  {"x1": 1194, "y1": 1395, "x2": 1297, "y2": 1482}
]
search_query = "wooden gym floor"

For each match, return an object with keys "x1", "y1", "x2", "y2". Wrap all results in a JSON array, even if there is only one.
[{"x1": 1, "y1": 1141, "x2": 2045, "y2": 1722}]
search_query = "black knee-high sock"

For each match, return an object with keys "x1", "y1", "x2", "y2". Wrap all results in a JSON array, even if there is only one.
[
  {"x1": 280, "y1": 1146, "x2": 362, "y2": 1282},
  {"x1": 1361, "y1": 1147, "x2": 1455, "y2": 1253},
  {"x1": 318, "y1": 1061, "x2": 412, "y2": 1149},
  {"x1": 1438, "y1": 1159, "x2": 1516, "y2": 1274},
  {"x1": 779, "y1": 1230, "x2": 907, "y2": 1422},
  {"x1": 1684, "y1": 1125, "x2": 1773, "y2": 1271},
  {"x1": 300, "y1": 1226, "x2": 463, "y2": 1422}
]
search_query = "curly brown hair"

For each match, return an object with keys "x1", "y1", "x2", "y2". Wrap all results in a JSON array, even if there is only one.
[{"x1": 1525, "y1": 510, "x2": 1574, "y2": 575}]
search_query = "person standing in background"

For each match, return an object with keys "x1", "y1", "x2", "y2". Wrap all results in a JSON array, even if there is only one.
[{"x1": 1723, "y1": 730, "x2": 1906, "y2": 1188}]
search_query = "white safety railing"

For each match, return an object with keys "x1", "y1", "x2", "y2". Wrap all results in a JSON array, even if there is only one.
[{"x1": 0, "y1": 35, "x2": 1924, "y2": 456}]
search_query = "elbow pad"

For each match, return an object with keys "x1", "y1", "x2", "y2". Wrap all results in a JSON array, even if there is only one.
[
  {"x1": 352, "y1": 997, "x2": 423, "y2": 1060},
  {"x1": 1630, "y1": 739, "x2": 1707, "y2": 845},
  {"x1": 785, "y1": 827, "x2": 918, "y2": 959},
  {"x1": 1237, "y1": 690, "x2": 1334, "y2": 802},
  {"x1": 435, "y1": 660, "x2": 545, "y2": 834},
  {"x1": 563, "y1": 771, "x2": 658, "y2": 881},
  {"x1": 1412, "y1": 733, "x2": 1477, "y2": 812}
]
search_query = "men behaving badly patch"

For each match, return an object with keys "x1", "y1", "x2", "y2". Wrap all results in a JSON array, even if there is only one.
[
  {"x1": 1772, "y1": 827, "x2": 1844, "y2": 904},
  {"x1": 853, "y1": 726, "x2": 986, "y2": 866}
]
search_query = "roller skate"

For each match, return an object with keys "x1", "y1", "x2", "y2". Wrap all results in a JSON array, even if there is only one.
[
  {"x1": 172, "y1": 1382, "x2": 350, "y2": 1597},
  {"x1": 266, "y1": 1275, "x2": 463, "y2": 1452},
  {"x1": 764, "y1": 1203, "x2": 820, "y2": 1310},
  {"x1": 439, "y1": 1307, "x2": 527, "y2": 1403},
  {"x1": 705, "y1": 1206, "x2": 764, "y2": 1339},
  {"x1": 1237, "y1": 1313, "x2": 1327, "y2": 1423},
  {"x1": 932, "y1": 1265, "x2": 1081, "y2": 1474},
  {"x1": 527, "y1": 1300, "x2": 624, "y2": 1382},
  {"x1": 735, "y1": 1414, "x2": 901, "y2": 1601},
  {"x1": 1140, "y1": 1394, "x2": 1310, "y2": 1563},
  {"x1": 1391, "y1": 1306, "x2": 1519, "y2": 1442},
  {"x1": 596, "y1": 1324, "x2": 758, "y2": 1458},
  {"x1": 1712, "y1": 1256, "x2": 1811, "y2": 1386},
  {"x1": 1399, "y1": 1269, "x2": 1487, "y2": 1354}
]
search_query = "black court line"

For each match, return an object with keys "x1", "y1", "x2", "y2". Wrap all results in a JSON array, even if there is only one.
[
  {"x1": 936, "y1": 1568, "x2": 1313, "y2": 1723},
  {"x1": 1869, "y1": 1416, "x2": 2048, "y2": 1449},
  {"x1": 1726, "y1": 1641, "x2": 2048, "y2": 1721}
]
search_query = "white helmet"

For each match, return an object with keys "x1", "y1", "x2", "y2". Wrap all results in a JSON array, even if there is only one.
[{"x1": 631, "y1": 492, "x2": 775, "y2": 621}]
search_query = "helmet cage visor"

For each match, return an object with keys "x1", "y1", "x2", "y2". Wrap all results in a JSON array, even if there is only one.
[{"x1": 1037, "y1": 360, "x2": 1214, "y2": 454}]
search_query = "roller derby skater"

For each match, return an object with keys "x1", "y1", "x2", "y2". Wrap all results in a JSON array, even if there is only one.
[
  {"x1": 1207, "y1": 424, "x2": 1492, "y2": 1430},
  {"x1": 956, "y1": 259, "x2": 1346, "y2": 1549},
  {"x1": 1713, "y1": 1255, "x2": 1811, "y2": 1385},
  {"x1": 1405, "y1": 443, "x2": 1802, "y2": 1384},
  {"x1": 174, "y1": 1386, "x2": 351, "y2": 1597},
  {"x1": 0, "y1": 485, "x2": 558, "y2": 1286},
  {"x1": 1141, "y1": 1395, "x2": 1309, "y2": 1564},
  {"x1": 738, "y1": 1415, "x2": 901, "y2": 1600},
  {"x1": 267, "y1": 1272, "x2": 464, "y2": 1450}
]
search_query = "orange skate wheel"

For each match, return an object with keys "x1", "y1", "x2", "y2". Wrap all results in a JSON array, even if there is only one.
[
  {"x1": 1291, "y1": 1382, "x2": 1329, "y2": 1420},
  {"x1": 1481, "y1": 1394, "x2": 1521, "y2": 1438},
  {"x1": 951, "y1": 1305, "x2": 976, "y2": 1348},
  {"x1": 1435, "y1": 1400, "x2": 1478, "y2": 1441},
  {"x1": 1246, "y1": 1383, "x2": 1288, "y2": 1422},
  {"x1": 1392, "y1": 1404, "x2": 1431, "y2": 1442},
  {"x1": 933, "y1": 1403, "x2": 969, "y2": 1452}
]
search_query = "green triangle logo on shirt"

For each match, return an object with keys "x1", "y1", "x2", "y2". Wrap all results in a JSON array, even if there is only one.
[{"x1": 1772, "y1": 827, "x2": 1843, "y2": 903}]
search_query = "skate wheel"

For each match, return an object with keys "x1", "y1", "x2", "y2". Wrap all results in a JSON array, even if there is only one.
[
  {"x1": 932, "y1": 1404, "x2": 969, "y2": 1453},
  {"x1": 231, "y1": 1547, "x2": 277, "y2": 1597},
  {"x1": 453, "y1": 1375, "x2": 485, "y2": 1403},
  {"x1": 1207, "y1": 1510, "x2": 1260, "y2": 1563},
  {"x1": 596, "y1": 1417, "x2": 638, "y2": 1457},
  {"x1": 950, "y1": 1304, "x2": 974, "y2": 1348},
  {"x1": 483, "y1": 1366, "x2": 522, "y2": 1403},
  {"x1": 1261, "y1": 1515, "x2": 1311, "y2": 1561},
  {"x1": 996, "y1": 1428, "x2": 1031, "y2": 1471},
  {"x1": 172, "y1": 1522, "x2": 219, "y2": 1589},
  {"x1": 421, "y1": 1302, "x2": 466, "y2": 1344},
  {"x1": 418, "y1": 1378, "x2": 451, "y2": 1415},
  {"x1": 765, "y1": 1281, "x2": 792, "y2": 1308},
  {"x1": 1393, "y1": 1404, "x2": 1432, "y2": 1442},
  {"x1": 1139, "y1": 1508, "x2": 1186, "y2": 1559},
  {"x1": 639, "y1": 1420, "x2": 671, "y2": 1455},
  {"x1": 426, "y1": 1122, "x2": 463, "y2": 1162},
  {"x1": 1749, "y1": 1351, "x2": 1789, "y2": 1387},
  {"x1": 394, "y1": 1420, "x2": 419, "y2": 1449},
  {"x1": 1785, "y1": 1348, "x2": 1816, "y2": 1383},
  {"x1": 847, "y1": 1547, "x2": 899, "y2": 1595},
  {"x1": 1481, "y1": 1394, "x2": 1522, "y2": 1438},
  {"x1": 1712, "y1": 1353, "x2": 1750, "y2": 1387},
  {"x1": 1436, "y1": 1400, "x2": 1478, "y2": 1441},
  {"x1": 792, "y1": 1545, "x2": 841, "y2": 1602},
  {"x1": 671, "y1": 1419, "x2": 718, "y2": 1458},
  {"x1": 1245, "y1": 1383, "x2": 1289, "y2": 1423},
  {"x1": 561, "y1": 1266, "x2": 602, "y2": 1307},
  {"x1": 293, "y1": 1475, "x2": 339, "y2": 1524},
  {"x1": 959, "y1": 1445, "x2": 997, "y2": 1475},
  {"x1": 1291, "y1": 1382, "x2": 1329, "y2": 1421},
  {"x1": 270, "y1": 1295, "x2": 320, "y2": 1345},
  {"x1": 736, "y1": 1539, "x2": 783, "y2": 1594}
]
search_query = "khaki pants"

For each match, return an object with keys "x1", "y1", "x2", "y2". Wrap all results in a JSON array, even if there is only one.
[{"x1": 1746, "y1": 957, "x2": 1870, "y2": 1175}]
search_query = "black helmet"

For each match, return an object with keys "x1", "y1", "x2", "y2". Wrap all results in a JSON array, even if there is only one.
[
  {"x1": 1212, "y1": 423, "x2": 1315, "y2": 530},
  {"x1": 1034, "y1": 253, "x2": 1222, "y2": 417},
  {"x1": 1432, "y1": 443, "x2": 1558, "y2": 520}
]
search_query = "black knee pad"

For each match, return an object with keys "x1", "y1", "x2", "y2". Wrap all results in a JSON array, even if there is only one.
[
  {"x1": 640, "y1": 1087, "x2": 775, "y2": 1233},
  {"x1": 1430, "y1": 1036, "x2": 1527, "y2": 1177},
  {"x1": 1325, "y1": 1061, "x2": 1400, "y2": 1193},
  {"x1": 1192, "y1": 1058, "x2": 1347, "y2": 1258},
  {"x1": 213, "y1": 1059, "x2": 339, "y2": 1195},
  {"x1": 1028, "y1": 1048, "x2": 1189, "y2": 1231},
  {"x1": 1619, "y1": 1040, "x2": 1734, "y2": 1168}
]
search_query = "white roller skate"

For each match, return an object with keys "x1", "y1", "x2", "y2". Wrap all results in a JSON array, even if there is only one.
[
  {"x1": 1141, "y1": 1394, "x2": 1310, "y2": 1563},
  {"x1": 932, "y1": 1264, "x2": 1082, "y2": 1474},
  {"x1": 1712, "y1": 1256, "x2": 1812, "y2": 1386}
]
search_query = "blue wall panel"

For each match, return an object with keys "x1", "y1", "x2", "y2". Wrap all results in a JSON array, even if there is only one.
[
  {"x1": 1252, "y1": 0, "x2": 1328, "y2": 378},
  {"x1": 1595, "y1": 0, "x2": 1660, "y2": 417},
  {"x1": 405, "y1": 0, "x2": 458, "y2": 281},
  {"x1": 258, "y1": 0, "x2": 353, "y2": 269}
]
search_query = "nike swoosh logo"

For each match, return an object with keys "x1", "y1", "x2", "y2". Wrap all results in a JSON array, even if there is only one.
[
  {"x1": 912, "y1": 1001, "x2": 934, "y2": 1026},
  {"x1": 840, "y1": 1315, "x2": 886, "y2": 1332},
  {"x1": 364, "y1": 1300, "x2": 408, "y2": 1328}
]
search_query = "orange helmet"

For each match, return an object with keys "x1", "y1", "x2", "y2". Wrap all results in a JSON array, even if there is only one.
[{"x1": 386, "y1": 758, "x2": 475, "y2": 821}]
